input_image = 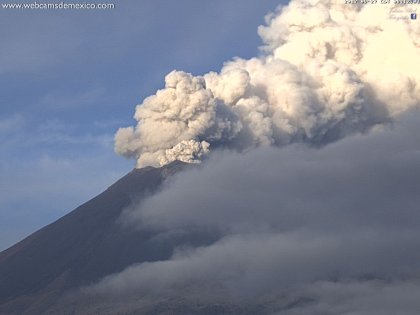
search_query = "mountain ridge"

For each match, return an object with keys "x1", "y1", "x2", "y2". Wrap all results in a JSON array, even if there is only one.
[{"x1": 0, "y1": 160, "x2": 215, "y2": 314}]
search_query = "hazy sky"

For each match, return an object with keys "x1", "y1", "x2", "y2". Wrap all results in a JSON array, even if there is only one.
[{"x1": 0, "y1": 0, "x2": 283, "y2": 251}]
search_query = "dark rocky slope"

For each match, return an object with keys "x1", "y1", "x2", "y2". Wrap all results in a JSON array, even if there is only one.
[{"x1": 0, "y1": 161, "x2": 218, "y2": 314}]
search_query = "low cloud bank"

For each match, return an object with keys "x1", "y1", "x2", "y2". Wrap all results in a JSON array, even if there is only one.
[{"x1": 90, "y1": 113, "x2": 420, "y2": 314}]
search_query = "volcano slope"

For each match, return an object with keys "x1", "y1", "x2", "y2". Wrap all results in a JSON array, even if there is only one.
[{"x1": 0, "y1": 161, "x2": 221, "y2": 314}]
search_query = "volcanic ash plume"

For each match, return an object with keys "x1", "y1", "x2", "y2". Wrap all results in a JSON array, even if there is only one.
[{"x1": 115, "y1": 0, "x2": 420, "y2": 168}]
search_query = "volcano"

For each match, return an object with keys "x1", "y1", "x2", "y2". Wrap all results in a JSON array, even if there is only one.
[{"x1": 0, "y1": 161, "x2": 219, "y2": 314}]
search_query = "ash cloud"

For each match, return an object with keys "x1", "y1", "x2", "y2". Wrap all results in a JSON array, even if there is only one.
[
  {"x1": 102, "y1": 0, "x2": 420, "y2": 312},
  {"x1": 115, "y1": 0, "x2": 419, "y2": 168},
  {"x1": 90, "y1": 113, "x2": 420, "y2": 313}
]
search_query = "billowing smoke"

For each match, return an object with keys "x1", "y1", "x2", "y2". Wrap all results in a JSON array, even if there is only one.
[
  {"x1": 115, "y1": 0, "x2": 420, "y2": 167},
  {"x1": 81, "y1": 2, "x2": 420, "y2": 312}
]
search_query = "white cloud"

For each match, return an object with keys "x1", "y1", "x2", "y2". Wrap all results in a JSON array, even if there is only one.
[{"x1": 115, "y1": 0, "x2": 420, "y2": 167}]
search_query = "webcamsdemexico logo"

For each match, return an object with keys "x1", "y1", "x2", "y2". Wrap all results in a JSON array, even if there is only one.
[{"x1": 1, "y1": 1, "x2": 115, "y2": 9}]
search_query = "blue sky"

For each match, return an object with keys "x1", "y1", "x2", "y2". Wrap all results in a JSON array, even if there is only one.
[{"x1": 0, "y1": 0, "x2": 284, "y2": 250}]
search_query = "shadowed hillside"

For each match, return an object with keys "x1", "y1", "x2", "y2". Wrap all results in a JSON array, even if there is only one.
[{"x1": 0, "y1": 161, "x2": 217, "y2": 314}]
